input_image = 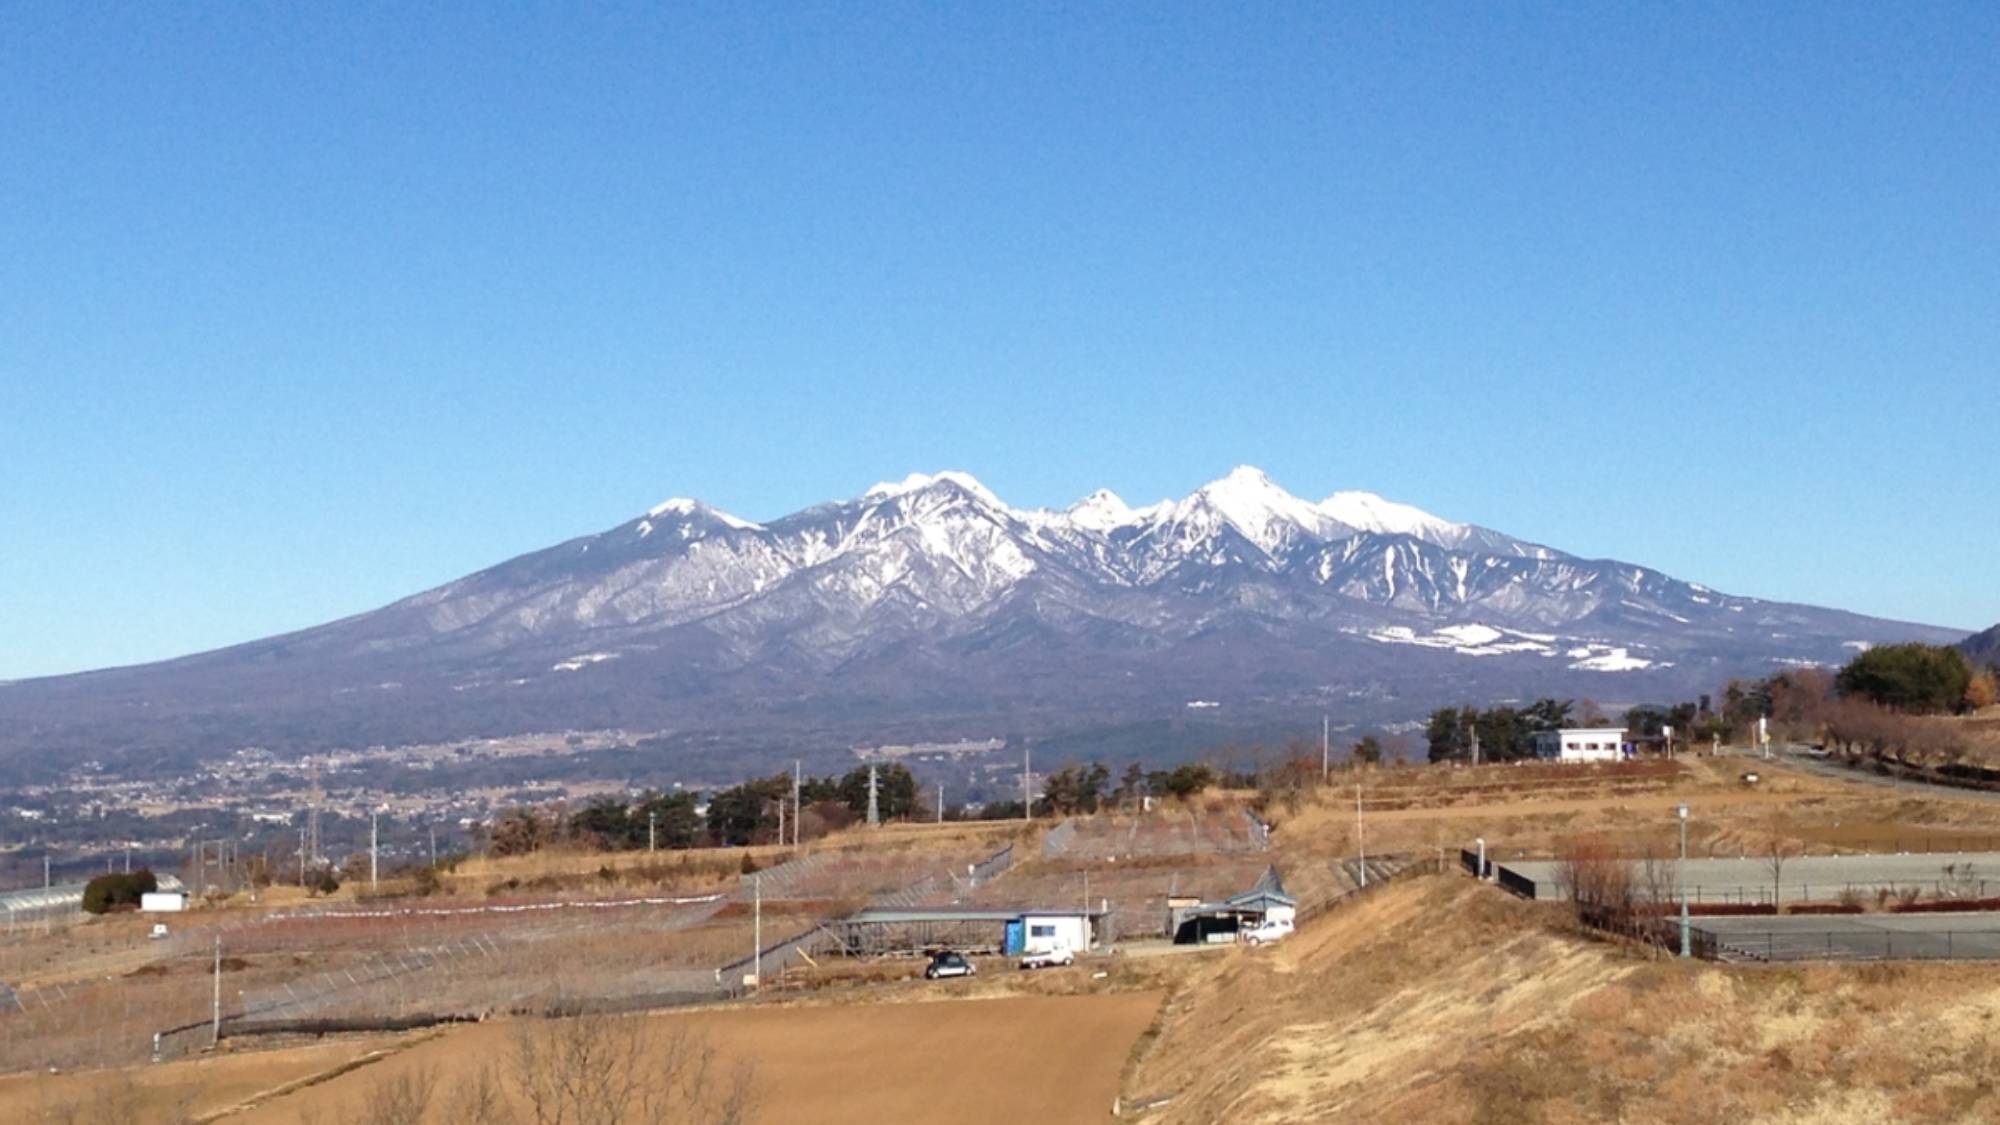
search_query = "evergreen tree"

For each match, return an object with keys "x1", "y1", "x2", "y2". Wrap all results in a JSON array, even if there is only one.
[{"x1": 1836, "y1": 643, "x2": 1975, "y2": 714}]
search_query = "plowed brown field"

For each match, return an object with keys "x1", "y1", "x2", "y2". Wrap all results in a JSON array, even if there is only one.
[{"x1": 4, "y1": 992, "x2": 1162, "y2": 1125}]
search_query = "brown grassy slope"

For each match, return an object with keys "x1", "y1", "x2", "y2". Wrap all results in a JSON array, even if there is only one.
[
  {"x1": 1266, "y1": 756, "x2": 2000, "y2": 875},
  {"x1": 1128, "y1": 876, "x2": 2000, "y2": 1124}
]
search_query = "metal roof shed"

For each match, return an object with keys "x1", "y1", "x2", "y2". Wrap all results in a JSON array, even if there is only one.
[{"x1": 1170, "y1": 867, "x2": 1297, "y2": 943}]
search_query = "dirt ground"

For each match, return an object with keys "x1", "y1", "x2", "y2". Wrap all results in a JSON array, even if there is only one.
[
  {"x1": 6, "y1": 992, "x2": 1162, "y2": 1125},
  {"x1": 0, "y1": 1034, "x2": 408, "y2": 1124}
]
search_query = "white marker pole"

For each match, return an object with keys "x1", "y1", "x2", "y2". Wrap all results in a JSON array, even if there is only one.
[{"x1": 1356, "y1": 784, "x2": 1367, "y2": 887}]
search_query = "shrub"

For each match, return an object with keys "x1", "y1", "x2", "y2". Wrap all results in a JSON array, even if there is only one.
[
  {"x1": 81, "y1": 870, "x2": 158, "y2": 914},
  {"x1": 408, "y1": 864, "x2": 445, "y2": 897}
]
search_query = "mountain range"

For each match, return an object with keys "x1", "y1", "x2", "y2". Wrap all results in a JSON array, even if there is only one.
[{"x1": 0, "y1": 467, "x2": 1965, "y2": 780}]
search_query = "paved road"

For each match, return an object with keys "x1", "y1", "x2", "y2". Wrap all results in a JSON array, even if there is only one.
[
  {"x1": 1697, "y1": 912, "x2": 2000, "y2": 962},
  {"x1": 1499, "y1": 851, "x2": 2000, "y2": 905},
  {"x1": 1762, "y1": 747, "x2": 2000, "y2": 805}
]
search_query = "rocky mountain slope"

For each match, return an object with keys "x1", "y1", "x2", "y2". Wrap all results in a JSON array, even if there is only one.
[{"x1": 0, "y1": 468, "x2": 1961, "y2": 777}]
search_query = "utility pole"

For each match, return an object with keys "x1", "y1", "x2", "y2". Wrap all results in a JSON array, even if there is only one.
[
  {"x1": 306, "y1": 759, "x2": 321, "y2": 872},
  {"x1": 866, "y1": 765, "x2": 880, "y2": 827},
  {"x1": 937, "y1": 782, "x2": 945, "y2": 825},
  {"x1": 1023, "y1": 747, "x2": 1032, "y2": 821},
  {"x1": 792, "y1": 760, "x2": 802, "y2": 849},
  {"x1": 648, "y1": 811, "x2": 658, "y2": 854},
  {"x1": 1355, "y1": 784, "x2": 1367, "y2": 887},
  {"x1": 44, "y1": 853, "x2": 50, "y2": 889},
  {"x1": 298, "y1": 826, "x2": 307, "y2": 889},
  {"x1": 777, "y1": 794, "x2": 786, "y2": 848},
  {"x1": 1678, "y1": 803, "x2": 1691, "y2": 958},
  {"x1": 1321, "y1": 714, "x2": 1330, "y2": 781},
  {"x1": 211, "y1": 933, "x2": 223, "y2": 1047},
  {"x1": 369, "y1": 809, "x2": 379, "y2": 894},
  {"x1": 752, "y1": 872, "x2": 763, "y2": 991},
  {"x1": 428, "y1": 824, "x2": 438, "y2": 867},
  {"x1": 1470, "y1": 724, "x2": 1481, "y2": 767}
]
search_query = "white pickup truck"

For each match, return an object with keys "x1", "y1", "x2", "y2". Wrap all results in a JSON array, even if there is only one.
[
  {"x1": 1019, "y1": 946, "x2": 1076, "y2": 970},
  {"x1": 1241, "y1": 918, "x2": 1294, "y2": 946}
]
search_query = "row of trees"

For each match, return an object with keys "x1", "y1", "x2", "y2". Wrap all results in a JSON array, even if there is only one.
[
  {"x1": 1424, "y1": 698, "x2": 1590, "y2": 764},
  {"x1": 1038, "y1": 761, "x2": 1221, "y2": 815},
  {"x1": 486, "y1": 764, "x2": 927, "y2": 856},
  {"x1": 1424, "y1": 642, "x2": 1996, "y2": 768},
  {"x1": 479, "y1": 752, "x2": 1252, "y2": 860}
]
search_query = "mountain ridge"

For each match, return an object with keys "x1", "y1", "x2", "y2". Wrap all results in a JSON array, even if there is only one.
[{"x1": 0, "y1": 467, "x2": 1964, "y2": 779}]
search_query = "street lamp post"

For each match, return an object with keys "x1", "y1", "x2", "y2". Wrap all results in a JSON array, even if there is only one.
[{"x1": 1678, "y1": 803, "x2": 1691, "y2": 958}]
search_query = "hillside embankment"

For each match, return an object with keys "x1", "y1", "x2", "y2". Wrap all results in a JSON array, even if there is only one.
[{"x1": 1128, "y1": 875, "x2": 2000, "y2": 1123}]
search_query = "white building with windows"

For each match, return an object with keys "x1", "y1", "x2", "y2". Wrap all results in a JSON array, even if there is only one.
[
  {"x1": 1533, "y1": 727, "x2": 1629, "y2": 763},
  {"x1": 1018, "y1": 911, "x2": 1095, "y2": 955}
]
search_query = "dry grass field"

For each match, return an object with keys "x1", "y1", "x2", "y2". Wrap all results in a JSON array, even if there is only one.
[
  {"x1": 20, "y1": 751, "x2": 2000, "y2": 1123},
  {"x1": 1127, "y1": 875, "x2": 2000, "y2": 1123},
  {"x1": 4, "y1": 992, "x2": 1163, "y2": 1125},
  {"x1": 1271, "y1": 754, "x2": 2000, "y2": 872}
]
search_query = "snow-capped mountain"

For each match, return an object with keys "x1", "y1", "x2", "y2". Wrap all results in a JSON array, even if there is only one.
[{"x1": 0, "y1": 467, "x2": 1962, "y2": 777}]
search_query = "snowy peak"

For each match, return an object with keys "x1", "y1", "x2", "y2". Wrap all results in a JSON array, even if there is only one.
[
  {"x1": 1063, "y1": 488, "x2": 1174, "y2": 533},
  {"x1": 1065, "y1": 488, "x2": 1135, "y2": 532},
  {"x1": 864, "y1": 470, "x2": 1008, "y2": 512},
  {"x1": 1174, "y1": 466, "x2": 1336, "y2": 556},
  {"x1": 1319, "y1": 490, "x2": 1463, "y2": 542},
  {"x1": 642, "y1": 497, "x2": 761, "y2": 531}
]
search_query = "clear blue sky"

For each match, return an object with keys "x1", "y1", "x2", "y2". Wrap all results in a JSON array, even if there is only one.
[{"x1": 3, "y1": 5, "x2": 1995, "y2": 680}]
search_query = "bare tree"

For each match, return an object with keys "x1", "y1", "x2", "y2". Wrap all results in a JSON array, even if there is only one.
[
  {"x1": 447, "y1": 1063, "x2": 513, "y2": 1124},
  {"x1": 1636, "y1": 846, "x2": 1678, "y2": 916},
  {"x1": 1765, "y1": 828, "x2": 1797, "y2": 910},
  {"x1": 1941, "y1": 861, "x2": 1983, "y2": 901},
  {"x1": 360, "y1": 1065, "x2": 438, "y2": 1125},
  {"x1": 1553, "y1": 834, "x2": 1637, "y2": 925},
  {"x1": 511, "y1": 1012, "x2": 756, "y2": 1125}
]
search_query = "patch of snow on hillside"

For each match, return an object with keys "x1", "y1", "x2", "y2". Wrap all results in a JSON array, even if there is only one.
[
  {"x1": 1842, "y1": 640, "x2": 1872, "y2": 652},
  {"x1": 1435, "y1": 623, "x2": 1503, "y2": 647},
  {"x1": 1566, "y1": 646, "x2": 1660, "y2": 672},
  {"x1": 1355, "y1": 623, "x2": 1555, "y2": 657},
  {"x1": 552, "y1": 652, "x2": 619, "y2": 672}
]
